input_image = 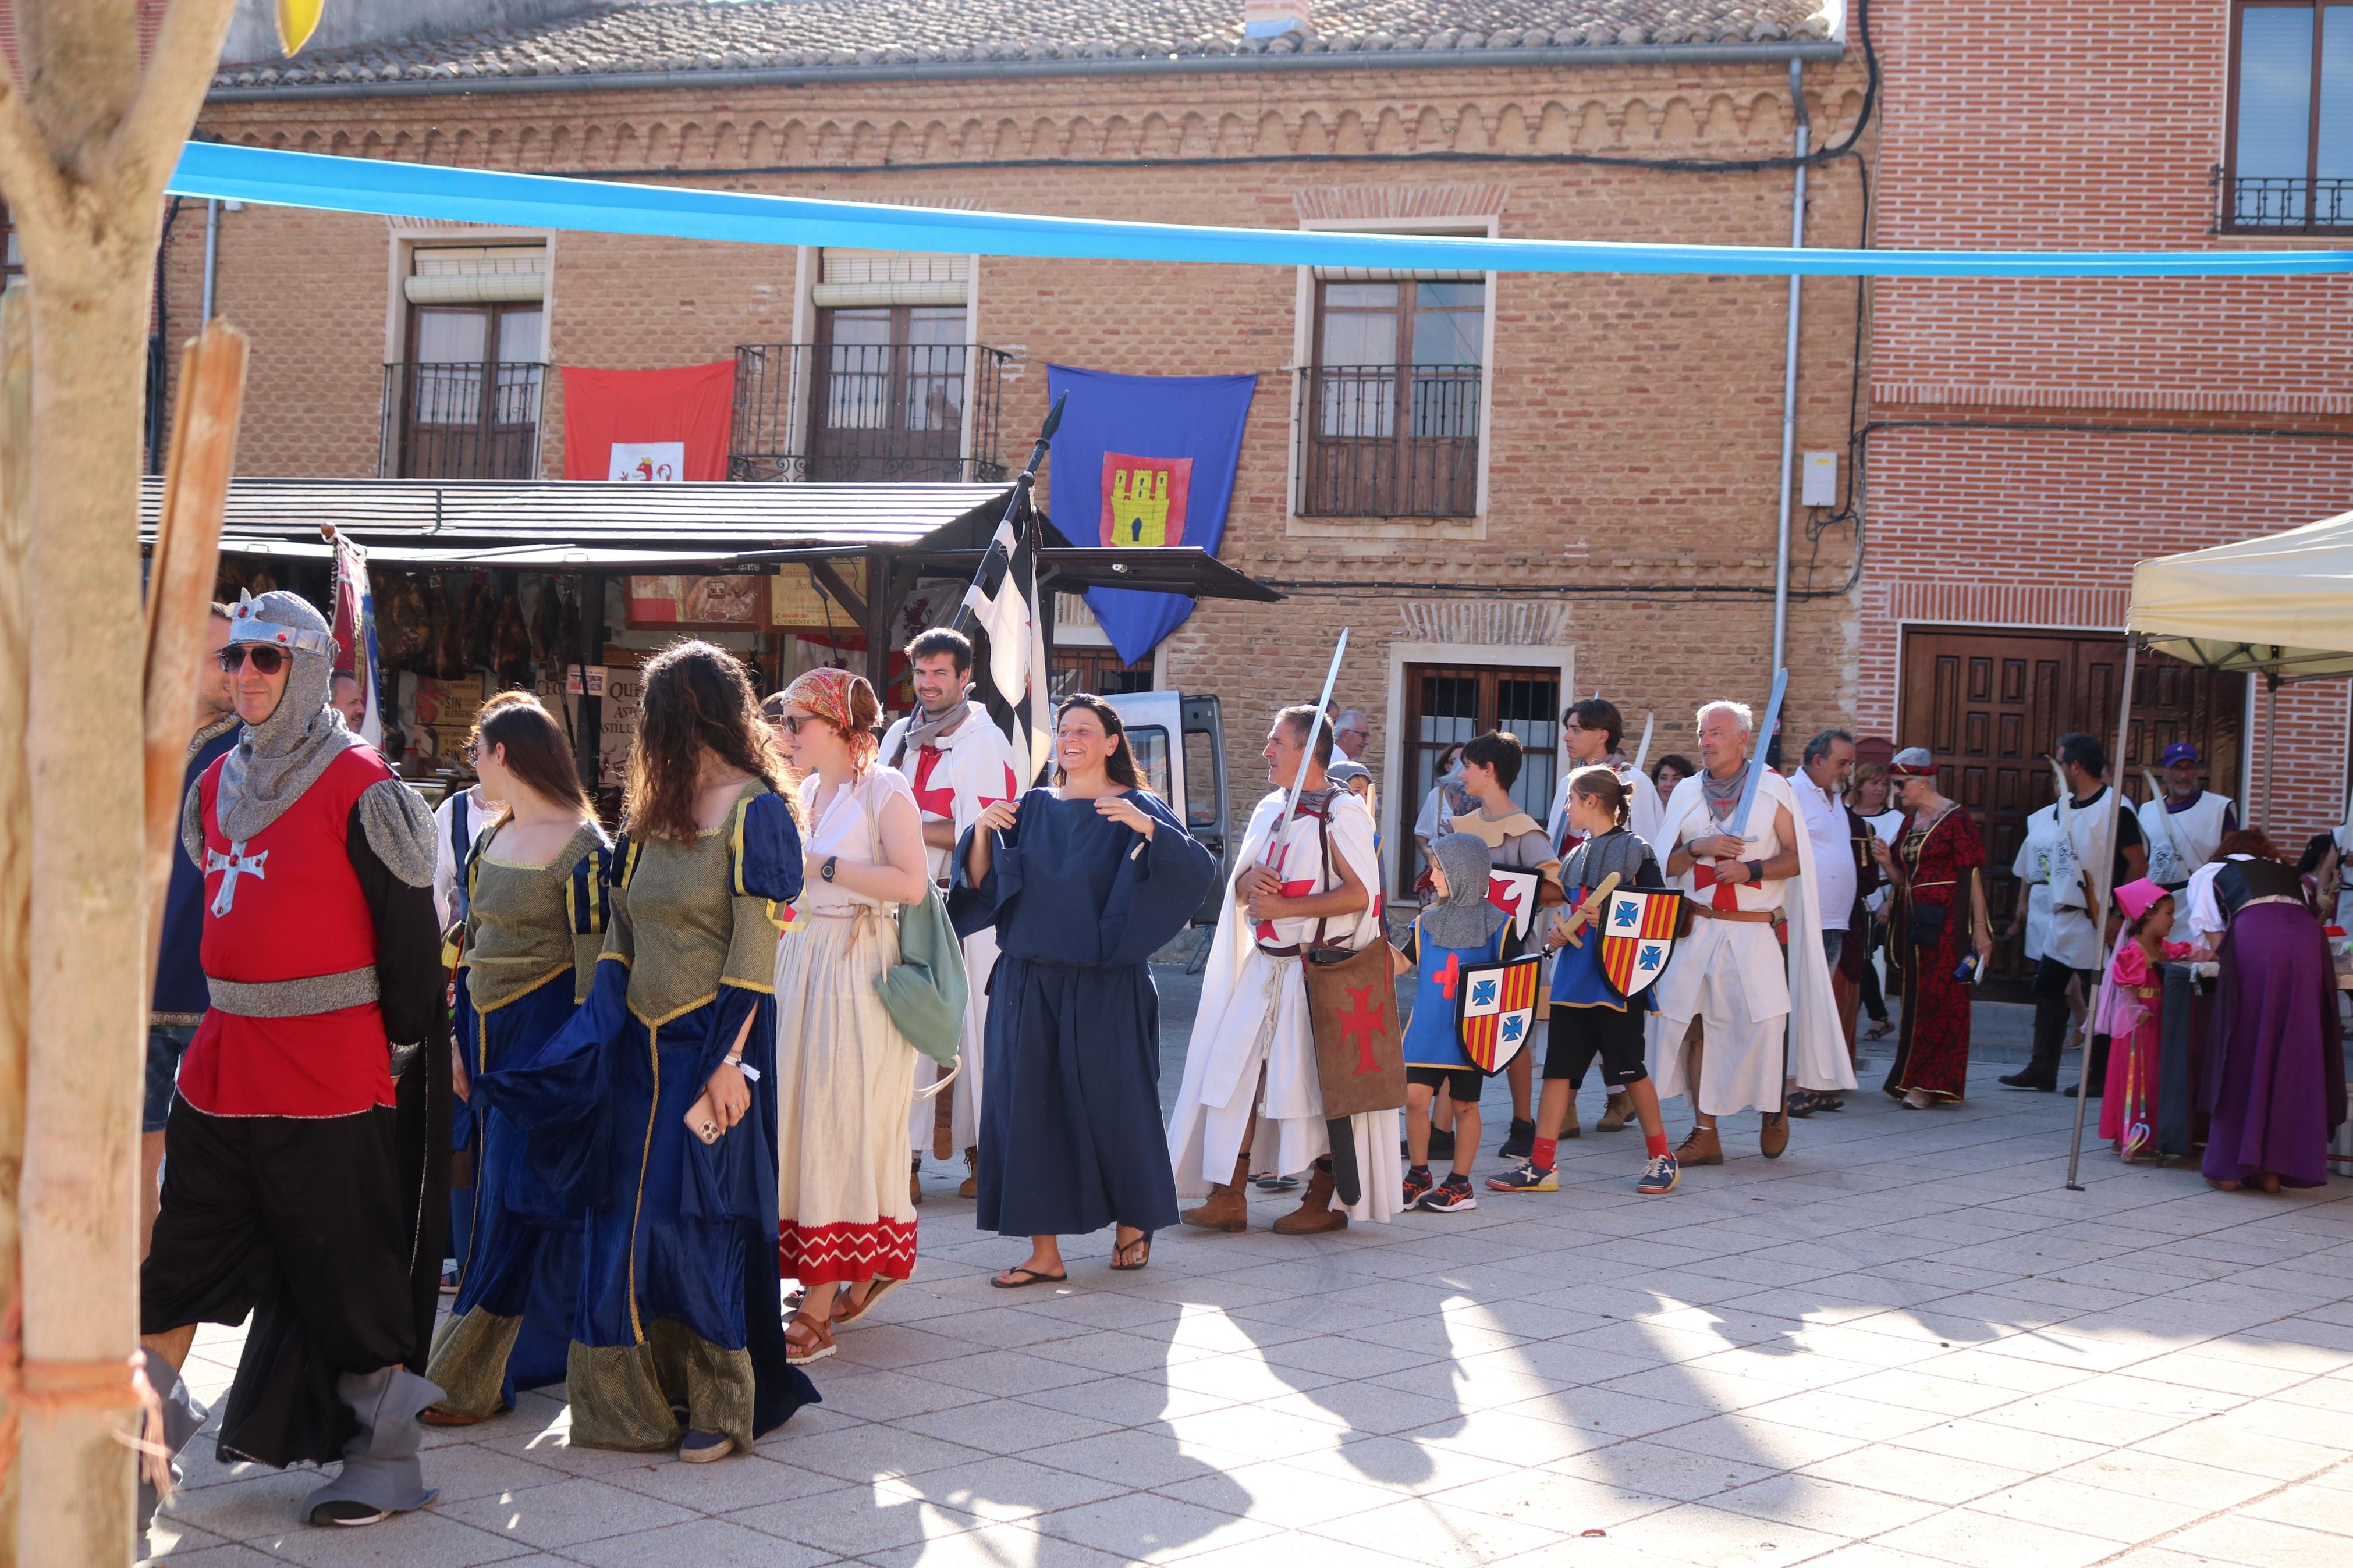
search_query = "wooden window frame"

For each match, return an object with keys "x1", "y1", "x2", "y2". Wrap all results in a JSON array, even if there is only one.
[
  {"x1": 2223, "y1": 0, "x2": 2352, "y2": 234},
  {"x1": 1298, "y1": 278, "x2": 1486, "y2": 520},
  {"x1": 808, "y1": 303, "x2": 971, "y2": 482}
]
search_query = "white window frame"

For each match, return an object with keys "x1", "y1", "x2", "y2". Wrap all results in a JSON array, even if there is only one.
[
  {"x1": 1287, "y1": 214, "x2": 1499, "y2": 542},
  {"x1": 1377, "y1": 638, "x2": 1575, "y2": 891}
]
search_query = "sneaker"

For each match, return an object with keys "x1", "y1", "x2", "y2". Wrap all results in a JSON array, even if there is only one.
[
  {"x1": 1485, "y1": 1161, "x2": 1557, "y2": 1193},
  {"x1": 1252, "y1": 1174, "x2": 1301, "y2": 1192},
  {"x1": 1426, "y1": 1128, "x2": 1456, "y2": 1162},
  {"x1": 1419, "y1": 1174, "x2": 1478, "y2": 1213},
  {"x1": 438, "y1": 1261, "x2": 460, "y2": 1296},
  {"x1": 1637, "y1": 1154, "x2": 1681, "y2": 1196},
  {"x1": 1498, "y1": 1117, "x2": 1535, "y2": 1160},
  {"x1": 679, "y1": 1429, "x2": 736, "y2": 1464},
  {"x1": 309, "y1": 1499, "x2": 392, "y2": 1528},
  {"x1": 1401, "y1": 1164, "x2": 1435, "y2": 1209},
  {"x1": 1998, "y1": 1069, "x2": 2056, "y2": 1092}
]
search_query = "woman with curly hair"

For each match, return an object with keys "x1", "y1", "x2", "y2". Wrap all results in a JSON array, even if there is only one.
[
  {"x1": 767, "y1": 666, "x2": 932, "y2": 1366},
  {"x1": 486, "y1": 639, "x2": 816, "y2": 1463}
]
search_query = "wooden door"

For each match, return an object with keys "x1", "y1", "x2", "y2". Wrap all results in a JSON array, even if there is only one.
[
  {"x1": 1397, "y1": 663, "x2": 1561, "y2": 895},
  {"x1": 1899, "y1": 626, "x2": 2244, "y2": 977}
]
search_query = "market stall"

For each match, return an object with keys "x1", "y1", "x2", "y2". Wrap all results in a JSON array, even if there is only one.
[{"x1": 145, "y1": 475, "x2": 1278, "y2": 810}]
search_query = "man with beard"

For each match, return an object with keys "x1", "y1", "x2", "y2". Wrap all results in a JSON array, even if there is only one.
[
  {"x1": 881, "y1": 627, "x2": 1020, "y2": 1201},
  {"x1": 1168, "y1": 705, "x2": 1397, "y2": 1234},
  {"x1": 140, "y1": 589, "x2": 447, "y2": 1529}
]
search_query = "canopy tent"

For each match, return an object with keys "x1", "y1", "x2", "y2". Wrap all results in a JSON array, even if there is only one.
[
  {"x1": 2127, "y1": 509, "x2": 2353, "y2": 683},
  {"x1": 2064, "y1": 509, "x2": 2353, "y2": 1190}
]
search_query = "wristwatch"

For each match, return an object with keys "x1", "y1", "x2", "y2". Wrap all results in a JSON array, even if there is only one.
[{"x1": 821, "y1": 855, "x2": 839, "y2": 883}]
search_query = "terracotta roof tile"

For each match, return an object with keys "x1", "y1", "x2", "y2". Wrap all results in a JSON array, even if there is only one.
[{"x1": 219, "y1": 1, "x2": 1837, "y2": 89}]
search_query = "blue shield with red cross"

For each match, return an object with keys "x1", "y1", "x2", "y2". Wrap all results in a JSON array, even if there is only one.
[
  {"x1": 1456, "y1": 954, "x2": 1542, "y2": 1075},
  {"x1": 1600, "y1": 889, "x2": 1680, "y2": 998}
]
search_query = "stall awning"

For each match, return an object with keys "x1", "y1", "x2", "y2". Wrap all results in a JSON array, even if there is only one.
[
  {"x1": 147, "y1": 476, "x2": 1285, "y2": 605},
  {"x1": 2127, "y1": 509, "x2": 2353, "y2": 682}
]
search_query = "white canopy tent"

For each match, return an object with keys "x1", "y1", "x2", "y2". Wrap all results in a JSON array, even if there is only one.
[{"x1": 2064, "y1": 509, "x2": 2353, "y2": 1188}]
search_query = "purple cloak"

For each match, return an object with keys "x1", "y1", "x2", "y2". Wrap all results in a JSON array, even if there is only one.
[{"x1": 2201, "y1": 902, "x2": 2347, "y2": 1189}]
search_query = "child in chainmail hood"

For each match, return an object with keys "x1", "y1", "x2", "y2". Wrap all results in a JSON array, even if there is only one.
[{"x1": 1398, "y1": 832, "x2": 1510, "y2": 1214}]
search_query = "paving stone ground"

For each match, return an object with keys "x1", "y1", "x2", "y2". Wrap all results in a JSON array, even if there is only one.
[{"x1": 147, "y1": 988, "x2": 2353, "y2": 1568}]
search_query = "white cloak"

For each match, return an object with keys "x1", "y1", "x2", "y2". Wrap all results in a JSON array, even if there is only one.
[
  {"x1": 1646, "y1": 767, "x2": 1855, "y2": 1110},
  {"x1": 881, "y1": 710, "x2": 1019, "y2": 1154},
  {"x1": 1167, "y1": 788, "x2": 1403, "y2": 1222}
]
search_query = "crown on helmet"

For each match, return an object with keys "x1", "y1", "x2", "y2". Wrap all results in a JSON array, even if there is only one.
[{"x1": 226, "y1": 587, "x2": 337, "y2": 660}]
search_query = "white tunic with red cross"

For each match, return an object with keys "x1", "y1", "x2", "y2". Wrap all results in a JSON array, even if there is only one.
[
  {"x1": 880, "y1": 711, "x2": 1021, "y2": 886},
  {"x1": 182, "y1": 745, "x2": 399, "y2": 1119}
]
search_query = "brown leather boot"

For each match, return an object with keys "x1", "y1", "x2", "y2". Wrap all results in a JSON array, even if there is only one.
[
  {"x1": 1760, "y1": 1109, "x2": 1790, "y2": 1160},
  {"x1": 1596, "y1": 1094, "x2": 1632, "y2": 1132},
  {"x1": 1271, "y1": 1158, "x2": 1350, "y2": 1236},
  {"x1": 1674, "y1": 1125, "x2": 1724, "y2": 1167},
  {"x1": 957, "y1": 1146, "x2": 979, "y2": 1200},
  {"x1": 910, "y1": 1155, "x2": 925, "y2": 1207},
  {"x1": 1560, "y1": 1101, "x2": 1581, "y2": 1139},
  {"x1": 1181, "y1": 1155, "x2": 1251, "y2": 1233}
]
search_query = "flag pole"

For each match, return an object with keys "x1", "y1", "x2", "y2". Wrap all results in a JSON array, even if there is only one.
[{"x1": 952, "y1": 392, "x2": 1066, "y2": 640}]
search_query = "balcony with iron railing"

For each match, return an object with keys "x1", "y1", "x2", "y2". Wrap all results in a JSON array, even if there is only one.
[
  {"x1": 1296, "y1": 363, "x2": 1483, "y2": 519},
  {"x1": 730, "y1": 342, "x2": 1009, "y2": 483},
  {"x1": 381, "y1": 361, "x2": 547, "y2": 480},
  {"x1": 2219, "y1": 173, "x2": 2353, "y2": 233}
]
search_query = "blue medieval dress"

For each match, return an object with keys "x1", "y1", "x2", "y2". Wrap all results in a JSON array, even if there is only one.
[
  {"x1": 425, "y1": 821, "x2": 609, "y2": 1418},
  {"x1": 949, "y1": 788, "x2": 1216, "y2": 1239},
  {"x1": 485, "y1": 784, "x2": 818, "y2": 1452}
]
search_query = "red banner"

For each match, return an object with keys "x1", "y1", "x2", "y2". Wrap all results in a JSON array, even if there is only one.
[{"x1": 559, "y1": 360, "x2": 734, "y2": 481}]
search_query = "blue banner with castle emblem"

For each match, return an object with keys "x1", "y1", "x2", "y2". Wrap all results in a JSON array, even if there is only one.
[{"x1": 1044, "y1": 364, "x2": 1256, "y2": 667}]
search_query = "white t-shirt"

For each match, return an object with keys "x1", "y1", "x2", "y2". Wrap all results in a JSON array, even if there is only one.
[{"x1": 1791, "y1": 769, "x2": 1856, "y2": 933}]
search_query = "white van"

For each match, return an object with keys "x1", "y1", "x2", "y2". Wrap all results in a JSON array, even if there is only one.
[{"x1": 1105, "y1": 691, "x2": 1230, "y2": 925}]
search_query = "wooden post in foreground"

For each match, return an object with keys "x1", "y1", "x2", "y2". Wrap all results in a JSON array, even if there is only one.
[
  {"x1": 142, "y1": 324, "x2": 247, "y2": 970},
  {"x1": 0, "y1": 285, "x2": 31, "y2": 1559}
]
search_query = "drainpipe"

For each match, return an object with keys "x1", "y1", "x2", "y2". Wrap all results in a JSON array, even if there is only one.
[
  {"x1": 200, "y1": 198, "x2": 220, "y2": 322},
  {"x1": 1770, "y1": 58, "x2": 1809, "y2": 678}
]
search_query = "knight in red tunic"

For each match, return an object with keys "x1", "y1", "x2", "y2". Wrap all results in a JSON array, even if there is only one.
[{"x1": 139, "y1": 589, "x2": 448, "y2": 1532}]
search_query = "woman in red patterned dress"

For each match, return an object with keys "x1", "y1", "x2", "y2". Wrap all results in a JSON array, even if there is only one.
[{"x1": 1875, "y1": 749, "x2": 1994, "y2": 1108}]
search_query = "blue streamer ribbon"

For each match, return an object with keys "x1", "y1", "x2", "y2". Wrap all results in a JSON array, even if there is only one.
[{"x1": 169, "y1": 143, "x2": 2353, "y2": 279}]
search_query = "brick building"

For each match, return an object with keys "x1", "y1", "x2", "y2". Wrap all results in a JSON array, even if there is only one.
[
  {"x1": 171, "y1": 0, "x2": 1872, "y2": 891},
  {"x1": 1862, "y1": 0, "x2": 2353, "y2": 939}
]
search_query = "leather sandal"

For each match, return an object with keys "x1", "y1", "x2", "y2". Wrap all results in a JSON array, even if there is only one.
[
  {"x1": 831, "y1": 1274, "x2": 904, "y2": 1328},
  {"x1": 783, "y1": 1310, "x2": 836, "y2": 1365},
  {"x1": 1110, "y1": 1230, "x2": 1152, "y2": 1271}
]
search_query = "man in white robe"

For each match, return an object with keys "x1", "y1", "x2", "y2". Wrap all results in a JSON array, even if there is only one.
[
  {"x1": 880, "y1": 628, "x2": 1019, "y2": 1200},
  {"x1": 1169, "y1": 705, "x2": 1402, "y2": 1232},
  {"x1": 1648, "y1": 699, "x2": 1854, "y2": 1164},
  {"x1": 2138, "y1": 741, "x2": 2237, "y2": 944}
]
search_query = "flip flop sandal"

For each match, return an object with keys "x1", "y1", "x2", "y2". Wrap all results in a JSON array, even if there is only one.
[
  {"x1": 990, "y1": 1265, "x2": 1069, "y2": 1289},
  {"x1": 1110, "y1": 1233, "x2": 1152, "y2": 1271},
  {"x1": 831, "y1": 1275, "x2": 906, "y2": 1328},
  {"x1": 784, "y1": 1311, "x2": 836, "y2": 1366},
  {"x1": 418, "y1": 1406, "x2": 491, "y2": 1428}
]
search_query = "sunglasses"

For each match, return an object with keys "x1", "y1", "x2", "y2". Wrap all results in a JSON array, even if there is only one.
[
  {"x1": 777, "y1": 714, "x2": 829, "y2": 735},
  {"x1": 217, "y1": 645, "x2": 289, "y2": 675}
]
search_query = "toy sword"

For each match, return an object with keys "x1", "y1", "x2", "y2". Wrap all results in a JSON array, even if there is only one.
[
  {"x1": 1728, "y1": 667, "x2": 1789, "y2": 838},
  {"x1": 1631, "y1": 713, "x2": 1654, "y2": 777}
]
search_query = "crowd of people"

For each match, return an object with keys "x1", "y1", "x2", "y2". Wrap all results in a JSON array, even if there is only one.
[{"x1": 130, "y1": 598, "x2": 2350, "y2": 1535}]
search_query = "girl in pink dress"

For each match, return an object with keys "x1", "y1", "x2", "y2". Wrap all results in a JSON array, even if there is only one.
[{"x1": 2098, "y1": 878, "x2": 2196, "y2": 1160}]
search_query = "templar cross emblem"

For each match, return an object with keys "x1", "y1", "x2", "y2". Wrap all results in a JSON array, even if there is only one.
[{"x1": 204, "y1": 840, "x2": 268, "y2": 916}]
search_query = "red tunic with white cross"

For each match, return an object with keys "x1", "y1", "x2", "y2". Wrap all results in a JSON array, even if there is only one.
[{"x1": 180, "y1": 746, "x2": 399, "y2": 1119}]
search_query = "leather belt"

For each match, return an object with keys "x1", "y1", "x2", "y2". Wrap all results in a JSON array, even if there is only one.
[
  {"x1": 207, "y1": 964, "x2": 379, "y2": 1018},
  {"x1": 1685, "y1": 905, "x2": 1778, "y2": 925},
  {"x1": 2240, "y1": 894, "x2": 2303, "y2": 911}
]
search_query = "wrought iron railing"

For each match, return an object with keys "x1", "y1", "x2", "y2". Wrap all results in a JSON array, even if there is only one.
[
  {"x1": 1296, "y1": 363, "x2": 1482, "y2": 519},
  {"x1": 379, "y1": 361, "x2": 546, "y2": 480},
  {"x1": 2223, "y1": 175, "x2": 2353, "y2": 232},
  {"x1": 730, "y1": 342, "x2": 1009, "y2": 483}
]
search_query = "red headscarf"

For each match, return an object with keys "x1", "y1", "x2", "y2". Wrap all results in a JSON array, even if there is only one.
[{"x1": 781, "y1": 666, "x2": 878, "y2": 771}]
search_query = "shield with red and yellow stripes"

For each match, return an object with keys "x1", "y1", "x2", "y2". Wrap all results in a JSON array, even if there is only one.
[
  {"x1": 1600, "y1": 889, "x2": 1681, "y2": 998},
  {"x1": 1456, "y1": 954, "x2": 1543, "y2": 1075}
]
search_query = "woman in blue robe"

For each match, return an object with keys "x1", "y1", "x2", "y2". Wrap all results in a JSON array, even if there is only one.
[
  {"x1": 427, "y1": 696, "x2": 606, "y2": 1423},
  {"x1": 950, "y1": 694, "x2": 1216, "y2": 1286},
  {"x1": 484, "y1": 642, "x2": 818, "y2": 1463}
]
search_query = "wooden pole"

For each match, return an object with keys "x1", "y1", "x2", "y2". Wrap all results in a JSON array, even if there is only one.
[
  {"x1": 0, "y1": 285, "x2": 32, "y2": 1560},
  {"x1": 141, "y1": 324, "x2": 247, "y2": 972}
]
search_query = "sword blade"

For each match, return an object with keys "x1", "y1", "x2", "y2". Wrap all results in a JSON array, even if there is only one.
[
  {"x1": 1631, "y1": 713, "x2": 1654, "y2": 776},
  {"x1": 1727, "y1": 667, "x2": 1790, "y2": 837},
  {"x1": 1265, "y1": 628, "x2": 1351, "y2": 867},
  {"x1": 1325, "y1": 1122, "x2": 1362, "y2": 1207}
]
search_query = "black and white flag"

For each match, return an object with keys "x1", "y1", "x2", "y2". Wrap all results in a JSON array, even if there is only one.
[{"x1": 962, "y1": 488, "x2": 1053, "y2": 787}]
